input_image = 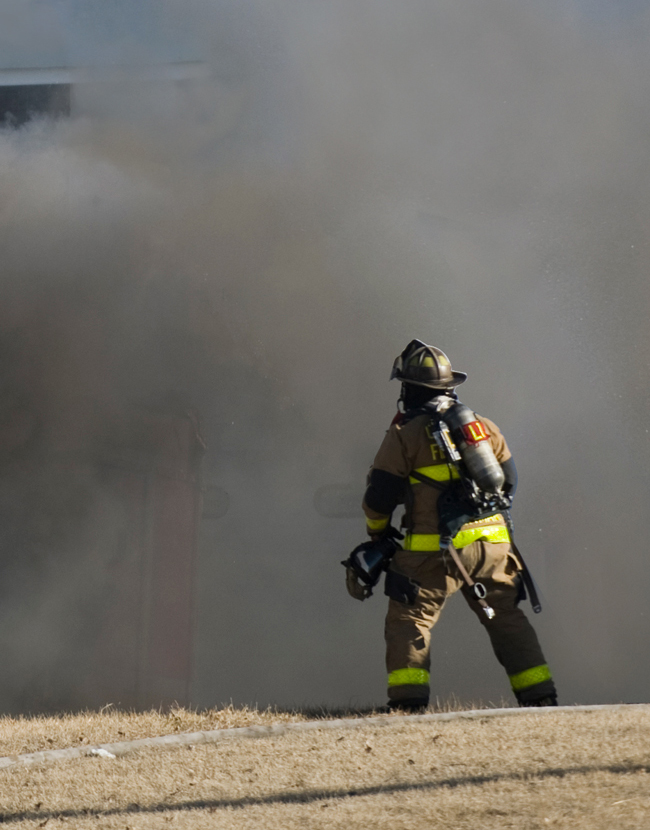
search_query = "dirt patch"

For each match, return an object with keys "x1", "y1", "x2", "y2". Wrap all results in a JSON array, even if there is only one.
[{"x1": 0, "y1": 707, "x2": 649, "y2": 828}]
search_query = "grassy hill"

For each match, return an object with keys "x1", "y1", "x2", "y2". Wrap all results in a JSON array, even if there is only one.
[{"x1": 0, "y1": 705, "x2": 648, "y2": 829}]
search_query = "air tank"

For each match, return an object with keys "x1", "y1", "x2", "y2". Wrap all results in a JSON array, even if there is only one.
[{"x1": 442, "y1": 403, "x2": 505, "y2": 493}]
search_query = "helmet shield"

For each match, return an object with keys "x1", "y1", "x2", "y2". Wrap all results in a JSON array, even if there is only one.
[{"x1": 390, "y1": 339, "x2": 467, "y2": 389}]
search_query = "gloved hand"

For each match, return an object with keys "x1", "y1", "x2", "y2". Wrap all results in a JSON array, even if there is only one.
[
  {"x1": 343, "y1": 530, "x2": 403, "y2": 602},
  {"x1": 345, "y1": 567, "x2": 370, "y2": 601}
]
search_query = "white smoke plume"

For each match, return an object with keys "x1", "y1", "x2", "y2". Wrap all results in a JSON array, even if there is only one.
[{"x1": 0, "y1": 0, "x2": 648, "y2": 710}]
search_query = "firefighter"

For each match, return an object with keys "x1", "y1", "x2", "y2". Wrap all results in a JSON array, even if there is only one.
[{"x1": 359, "y1": 340, "x2": 557, "y2": 711}]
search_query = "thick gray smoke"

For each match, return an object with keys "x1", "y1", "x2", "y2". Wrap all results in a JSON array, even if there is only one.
[{"x1": 0, "y1": 0, "x2": 649, "y2": 711}]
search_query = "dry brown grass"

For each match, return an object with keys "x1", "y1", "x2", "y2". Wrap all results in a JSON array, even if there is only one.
[
  {"x1": 0, "y1": 696, "x2": 483, "y2": 758},
  {"x1": 0, "y1": 704, "x2": 312, "y2": 758},
  {"x1": 1, "y1": 707, "x2": 649, "y2": 829}
]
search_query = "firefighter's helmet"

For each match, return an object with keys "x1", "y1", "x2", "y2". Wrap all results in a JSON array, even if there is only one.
[{"x1": 390, "y1": 340, "x2": 467, "y2": 390}]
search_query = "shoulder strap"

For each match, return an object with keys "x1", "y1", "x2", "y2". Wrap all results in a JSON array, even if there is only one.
[{"x1": 403, "y1": 400, "x2": 457, "y2": 535}]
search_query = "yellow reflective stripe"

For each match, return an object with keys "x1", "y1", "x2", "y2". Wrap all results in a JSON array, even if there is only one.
[
  {"x1": 366, "y1": 516, "x2": 389, "y2": 532},
  {"x1": 409, "y1": 464, "x2": 460, "y2": 484},
  {"x1": 455, "y1": 525, "x2": 510, "y2": 547},
  {"x1": 464, "y1": 514, "x2": 505, "y2": 527},
  {"x1": 403, "y1": 525, "x2": 510, "y2": 551},
  {"x1": 509, "y1": 664, "x2": 552, "y2": 692},
  {"x1": 388, "y1": 668, "x2": 430, "y2": 687}
]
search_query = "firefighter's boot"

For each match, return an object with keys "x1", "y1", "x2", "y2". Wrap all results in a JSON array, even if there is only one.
[
  {"x1": 388, "y1": 698, "x2": 429, "y2": 713},
  {"x1": 516, "y1": 689, "x2": 558, "y2": 707}
]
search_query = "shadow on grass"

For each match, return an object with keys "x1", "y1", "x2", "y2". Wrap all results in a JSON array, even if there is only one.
[{"x1": 1, "y1": 761, "x2": 648, "y2": 825}]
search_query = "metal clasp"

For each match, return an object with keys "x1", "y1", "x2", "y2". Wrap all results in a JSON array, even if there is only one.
[{"x1": 474, "y1": 582, "x2": 495, "y2": 619}]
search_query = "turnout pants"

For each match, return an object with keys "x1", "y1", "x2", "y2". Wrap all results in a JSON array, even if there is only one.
[{"x1": 385, "y1": 540, "x2": 555, "y2": 706}]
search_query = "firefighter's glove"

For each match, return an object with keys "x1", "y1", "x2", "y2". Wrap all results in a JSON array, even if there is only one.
[{"x1": 345, "y1": 567, "x2": 371, "y2": 601}]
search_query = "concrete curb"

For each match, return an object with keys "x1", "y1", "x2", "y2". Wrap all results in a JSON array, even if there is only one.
[{"x1": 0, "y1": 703, "x2": 647, "y2": 771}]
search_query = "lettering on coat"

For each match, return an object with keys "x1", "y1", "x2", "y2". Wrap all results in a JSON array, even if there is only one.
[{"x1": 430, "y1": 444, "x2": 446, "y2": 463}]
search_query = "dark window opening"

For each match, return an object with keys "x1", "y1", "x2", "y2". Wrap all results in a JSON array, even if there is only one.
[{"x1": 0, "y1": 84, "x2": 71, "y2": 127}]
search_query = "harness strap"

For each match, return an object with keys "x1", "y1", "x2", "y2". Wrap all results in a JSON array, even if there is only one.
[
  {"x1": 409, "y1": 469, "x2": 446, "y2": 491},
  {"x1": 442, "y1": 538, "x2": 495, "y2": 620},
  {"x1": 504, "y1": 513, "x2": 542, "y2": 614}
]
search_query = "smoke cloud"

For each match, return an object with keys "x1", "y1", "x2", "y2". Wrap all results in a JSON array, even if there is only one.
[{"x1": 0, "y1": 0, "x2": 648, "y2": 711}]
